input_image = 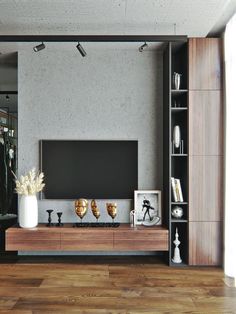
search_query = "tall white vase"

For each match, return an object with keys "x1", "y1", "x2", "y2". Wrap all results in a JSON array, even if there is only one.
[
  {"x1": 173, "y1": 125, "x2": 181, "y2": 148},
  {"x1": 19, "y1": 195, "x2": 38, "y2": 228}
]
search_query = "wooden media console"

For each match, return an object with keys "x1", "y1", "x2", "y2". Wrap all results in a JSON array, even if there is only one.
[{"x1": 6, "y1": 224, "x2": 169, "y2": 252}]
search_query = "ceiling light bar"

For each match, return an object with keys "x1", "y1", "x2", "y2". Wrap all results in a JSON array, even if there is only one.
[
  {"x1": 139, "y1": 42, "x2": 148, "y2": 52},
  {"x1": 76, "y1": 42, "x2": 86, "y2": 57},
  {"x1": 0, "y1": 35, "x2": 187, "y2": 43},
  {"x1": 33, "y1": 42, "x2": 45, "y2": 52}
]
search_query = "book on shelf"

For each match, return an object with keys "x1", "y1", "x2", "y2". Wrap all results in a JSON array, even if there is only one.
[
  {"x1": 171, "y1": 177, "x2": 184, "y2": 202},
  {"x1": 171, "y1": 177, "x2": 178, "y2": 202}
]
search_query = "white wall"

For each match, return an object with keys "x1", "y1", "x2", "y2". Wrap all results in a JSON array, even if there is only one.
[{"x1": 18, "y1": 47, "x2": 163, "y2": 223}]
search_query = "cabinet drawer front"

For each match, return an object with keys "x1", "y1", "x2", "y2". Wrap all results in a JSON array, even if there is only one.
[
  {"x1": 61, "y1": 231, "x2": 113, "y2": 250},
  {"x1": 6, "y1": 230, "x2": 61, "y2": 251},
  {"x1": 114, "y1": 230, "x2": 168, "y2": 251}
]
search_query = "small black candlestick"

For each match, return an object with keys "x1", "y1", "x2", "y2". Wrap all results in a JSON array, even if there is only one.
[
  {"x1": 56, "y1": 212, "x2": 63, "y2": 227},
  {"x1": 46, "y1": 209, "x2": 54, "y2": 227}
]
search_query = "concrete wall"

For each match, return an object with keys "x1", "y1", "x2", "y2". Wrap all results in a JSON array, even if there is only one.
[{"x1": 18, "y1": 47, "x2": 163, "y2": 224}]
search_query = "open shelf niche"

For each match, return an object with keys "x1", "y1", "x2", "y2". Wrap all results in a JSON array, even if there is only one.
[{"x1": 163, "y1": 41, "x2": 189, "y2": 266}]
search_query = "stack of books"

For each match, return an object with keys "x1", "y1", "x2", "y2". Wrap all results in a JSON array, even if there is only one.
[{"x1": 171, "y1": 177, "x2": 184, "y2": 202}]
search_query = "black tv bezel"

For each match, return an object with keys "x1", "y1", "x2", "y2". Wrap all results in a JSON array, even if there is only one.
[{"x1": 39, "y1": 139, "x2": 138, "y2": 200}]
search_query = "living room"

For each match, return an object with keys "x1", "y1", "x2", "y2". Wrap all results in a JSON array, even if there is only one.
[{"x1": 0, "y1": 1, "x2": 236, "y2": 312}]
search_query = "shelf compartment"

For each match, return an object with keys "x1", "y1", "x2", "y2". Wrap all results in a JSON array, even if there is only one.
[
  {"x1": 171, "y1": 110, "x2": 188, "y2": 155},
  {"x1": 171, "y1": 91, "x2": 188, "y2": 108},
  {"x1": 171, "y1": 222, "x2": 188, "y2": 265},
  {"x1": 171, "y1": 203, "x2": 188, "y2": 221},
  {"x1": 171, "y1": 158, "x2": 188, "y2": 203},
  {"x1": 171, "y1": 42, "x2": 188, "y2": 89}
]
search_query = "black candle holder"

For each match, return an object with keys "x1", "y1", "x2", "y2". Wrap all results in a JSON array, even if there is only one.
[
  {"x1": 46, "y1": 209, "x2": 54, "y2": 227},
  {"x1": 56, "y1": 212, "x2": 63, "y2": 227}
]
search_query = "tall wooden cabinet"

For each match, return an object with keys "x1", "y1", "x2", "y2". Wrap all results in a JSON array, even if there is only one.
[{"x1": 188, "y1": 38, "x2": 223, "y2": 265}]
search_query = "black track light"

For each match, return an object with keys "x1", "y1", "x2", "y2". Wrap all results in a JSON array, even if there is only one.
[
  {"x1": 33, "y1": 42, "x2": 46, "y2": 52},
  {"x1": 139, "y1": 42, "x2": 148, "y2": 52},
  {"x1": 76, "y1": 42, "x2": 86, "y2": 57}
]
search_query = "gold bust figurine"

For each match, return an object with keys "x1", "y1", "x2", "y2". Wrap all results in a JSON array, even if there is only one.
[
  {"x1": 106, "y1": 202, "x2": 117, "y2": 223},
  {"x1": 91, "y1": 199, "x2": 100, "y2": 221},
  {"x1": 75, "y1": 198, "x2": 88, "y2": 222}
]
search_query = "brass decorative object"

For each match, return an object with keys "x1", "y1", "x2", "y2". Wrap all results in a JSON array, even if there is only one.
[
  {"x1": 106, "y1": 203, "x2": 117, "y2": 223},
  {"x1": 91, "y1": 199, "x2": 100, "y2": 222},
  {"x1": 75, "y1": 198, "x2": 88, "y2": 223}
]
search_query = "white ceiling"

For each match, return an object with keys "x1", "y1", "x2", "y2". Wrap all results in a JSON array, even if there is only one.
[{"x1": 0, "y1": 0, "x2": 235, "y2": 38}]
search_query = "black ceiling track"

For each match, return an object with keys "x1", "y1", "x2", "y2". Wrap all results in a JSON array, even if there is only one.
[
  {"x1": 0, "y1": 91, "x2": 17, "y2": 94},
  {"x1": 0, "y1": 35, "x2": 187, "y2": 42}
]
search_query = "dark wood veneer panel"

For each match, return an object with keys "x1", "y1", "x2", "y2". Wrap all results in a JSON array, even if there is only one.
[
  {"x1": 189, "y1": 38, "x2": 222, "y2": 90},
  {"x1": 189, "y1": 91, "x2": 223, "y2": 156},
  {"x1": 6, "y1": 229, "x2": 61, "y2": 251},
  {"x1": 189, "y1": 222, "x2": 222, "y2": 265},
  {"x1": 61, "y1": 230, "x2": 113, "y2": 251},
  {"x1": 189, "y1": 156, "x2": 223, "y2": 222},
  {"x1": 114, "y1": 229, "x2": 168, "y2": 251}
]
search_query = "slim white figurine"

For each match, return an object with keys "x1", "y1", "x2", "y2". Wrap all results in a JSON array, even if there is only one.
[{"x1": 172, "y1": 227, "x2": 182, "y2": 263}]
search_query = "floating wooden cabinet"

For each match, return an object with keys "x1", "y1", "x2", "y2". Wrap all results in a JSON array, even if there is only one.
[
  {"x1": 6, "y1": 228, "x2": 61, "y2": 251},
  {"x1": 114, "y1": 227, "x2": 168, "y2": 251},
  {"x1": 189, "y1": 38, "x2": 222, "y2": 90},
  {"x1": 189, "y1": 222, "x2": 222, "y2": 266},
  {"x1": 189, "y1": 156, "x2": 223, "y2": 222},
  {"x1": 61, "y1": 229, "x2": 113, "y2": 251},
  {"x1": 6, "y1": 224, "x2": 169, "y2": 252},
  {"x1": 189, "y1": 91, "x2": 223, "y2": 156}
]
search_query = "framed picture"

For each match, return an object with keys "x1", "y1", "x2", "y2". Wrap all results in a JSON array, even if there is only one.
[{"x1": 134, "y1": 190, "x2": 162, "y2": 226}]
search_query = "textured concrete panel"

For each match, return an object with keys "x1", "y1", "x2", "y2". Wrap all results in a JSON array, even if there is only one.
[{"x1": 18, "y1": 48, "x2": 163, "y2": 223}]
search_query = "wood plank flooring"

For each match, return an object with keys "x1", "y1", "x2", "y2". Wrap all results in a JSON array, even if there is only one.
[{"x1": 0, "y1": 256, "x2": 235, "y2": 313}]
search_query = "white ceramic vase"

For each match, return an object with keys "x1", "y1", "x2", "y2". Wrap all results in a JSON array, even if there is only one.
[
  {"x1": 173, "y1": 125, "x2": 181, "y2": 148},
  {"x1": 19, "y1": 195, "x2": 38, "y2": 228},
  {"x1": 173, "y1": 72, "x2": 181, "y2": 90}
]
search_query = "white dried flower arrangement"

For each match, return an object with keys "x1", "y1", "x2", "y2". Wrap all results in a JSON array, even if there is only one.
[{"x1": 14, "y1": 168, "x2": 45, "y2": 196}]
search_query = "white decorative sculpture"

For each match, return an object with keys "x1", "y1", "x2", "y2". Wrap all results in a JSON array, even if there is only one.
[
  {"x1": 173, "y1": 125, "x2": 181, "y2": 149},
  {"x1": 130, "y1": 210, "x2": 136, "y2": 227},
  {"x1": 172, "y1": 227, "x2": 182, "y2": 263},
  {"x1": 173, "y1": 72, "x2": 181, "y2": 90}
]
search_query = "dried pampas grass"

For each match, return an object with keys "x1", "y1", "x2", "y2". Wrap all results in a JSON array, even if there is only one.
[{"x1": 13, "y1": 168, "x2": 45, "y2": 195}]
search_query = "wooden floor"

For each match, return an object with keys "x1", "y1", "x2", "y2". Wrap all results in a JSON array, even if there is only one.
[{"x1": 0, "y1": 256, "x2": 235, "y2": 313}]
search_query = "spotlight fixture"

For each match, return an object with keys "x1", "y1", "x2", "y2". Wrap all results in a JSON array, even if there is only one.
[
  {"x1": 6, "y1": 94, "x2": 9, "y2": 101},
  {"x1": 139, "y1": 42, "x2": 148, "y2": 52},
  {"x1": 33, "y1": 42, "x2": 46, "y2": 52},
  {"x1": 76, "y1": 42, "x2": 87, "y2": 57}
]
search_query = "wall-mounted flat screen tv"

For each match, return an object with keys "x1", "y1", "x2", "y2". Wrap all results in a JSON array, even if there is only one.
[{"x1": 40, "y1": 140, "x2": 138, "y2": 199}]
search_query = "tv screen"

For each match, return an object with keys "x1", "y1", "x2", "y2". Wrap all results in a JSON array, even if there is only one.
[{"x1": 40, "y1": 140, "x2": 138, "y2": 199}]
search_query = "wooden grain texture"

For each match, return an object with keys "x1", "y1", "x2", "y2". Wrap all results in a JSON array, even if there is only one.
[
  {"x1": 189, "y1": 90, "x2": 223, "y2": 156},
  {"x1": 189, "y1": 155, "x2": 223, "y2": 222},
  {"x1": 189, "y1": 222, "x2": 222, "y2": 266},
  {"x1": 189, "y1": 38, "x2": 222, "y2": 90},
  {"x1": 6, "y1": 224, "x2": 169, "y2": 252},
  {"x1": 114, "y1": 228, "x2": 168, "y2": 251},
  {"x1": 61, "y1": 230, "x2": 113, "y2": 251},
  {"x1": 6, "y1": 229, "x2": 61, "y2": 251},
  {"x1": 0, "y1": 256, "x2": 234, "y2": 313}
]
